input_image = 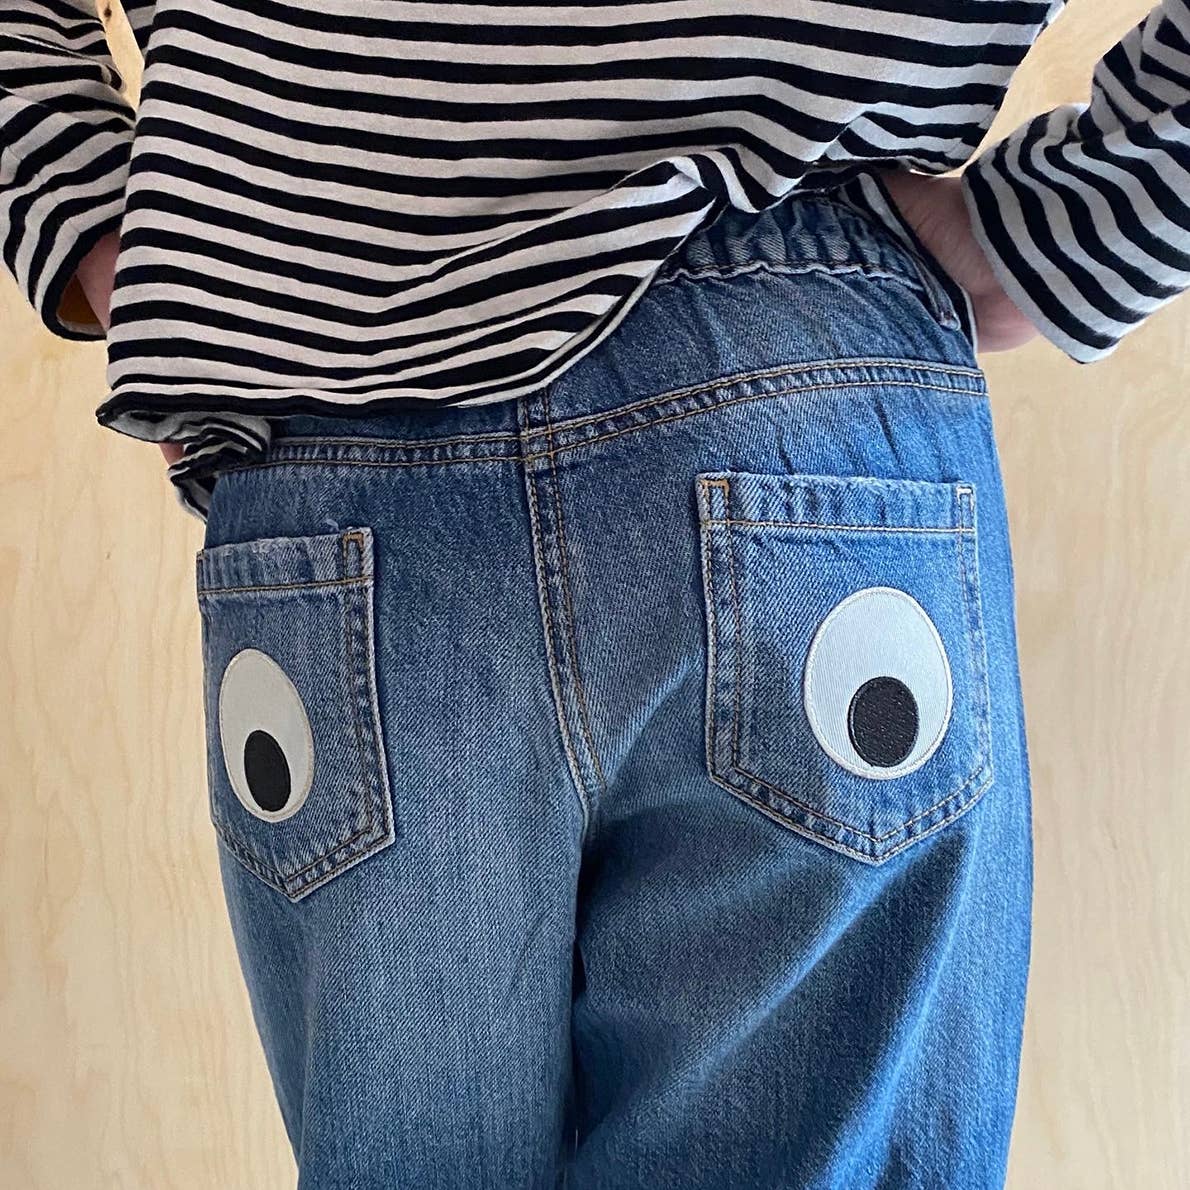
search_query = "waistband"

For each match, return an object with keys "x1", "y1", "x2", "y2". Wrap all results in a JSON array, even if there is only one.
[{"x1": 651, "y1": 167, "x2": 973, "y2": 342}]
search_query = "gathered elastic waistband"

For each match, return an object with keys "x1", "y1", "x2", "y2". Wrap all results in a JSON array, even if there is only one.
[{"x1": 652, "y1": 168, "x2": 971, "y2": 340}]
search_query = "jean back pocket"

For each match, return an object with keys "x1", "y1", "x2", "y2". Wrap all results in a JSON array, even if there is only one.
[
  {"x1": 195, "y1": 527, "x2": 397, "y2": 900},
  {"x1": 696, "y1": 471, "x2": 993, "y2": 863}
]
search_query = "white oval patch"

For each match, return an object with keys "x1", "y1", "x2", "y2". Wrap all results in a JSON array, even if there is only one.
[
  {"x1": 218, "y1": 647, "x2": 315, "y2": 821},
  {"x1": 803, "y1": 585, "x2": 953, "y2": 780}
]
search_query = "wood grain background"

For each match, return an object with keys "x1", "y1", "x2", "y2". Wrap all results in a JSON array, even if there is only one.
[{"x1": 2, "y1": 2, "x2": 1187, "y2": 1185}]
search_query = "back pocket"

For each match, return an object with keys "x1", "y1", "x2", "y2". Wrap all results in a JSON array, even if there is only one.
[
  {"x1": 695, "y1": 471, "x2": 992, "y2": 863},
  {"x1": 195, "y1": 527, "x2": 398, "y2": 900}
]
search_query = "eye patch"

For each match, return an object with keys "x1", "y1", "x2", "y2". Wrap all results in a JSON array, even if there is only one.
[
  {"x1": 217, "y1": 647, "x2": 315, "y2": 821},
  {"x1": 803, "y1": 585, "x2": 953, "y2": 781}
]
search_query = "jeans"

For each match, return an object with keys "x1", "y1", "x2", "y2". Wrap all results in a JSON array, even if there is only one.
[{"x1": 195, "y1": 184, "x2": 1033, "y2": 1189}]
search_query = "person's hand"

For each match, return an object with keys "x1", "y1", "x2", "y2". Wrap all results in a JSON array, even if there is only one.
[
  {"x1": 880, "y1": 169, "x2": 1038, "y2": 354},
  {"x1": 76, "y1": 230, "x2": 184, "y2": 466}
]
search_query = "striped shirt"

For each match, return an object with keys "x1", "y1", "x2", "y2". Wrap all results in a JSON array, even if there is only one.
[{"x1": 3, "y1": 1, "x2": 1189, "y2": 519}]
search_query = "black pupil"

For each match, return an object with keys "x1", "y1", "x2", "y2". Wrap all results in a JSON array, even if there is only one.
[
  {"x1": 847, "y1": 676, "x2": 919, "y2": 767},
  {"x1": 243, "y1": 730, "x2": 291, "y2": 812}
]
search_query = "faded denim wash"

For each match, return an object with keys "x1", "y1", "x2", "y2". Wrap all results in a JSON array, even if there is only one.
[{"x1": 195, "y1": 183, "x2": 1033, "y2": 1189}]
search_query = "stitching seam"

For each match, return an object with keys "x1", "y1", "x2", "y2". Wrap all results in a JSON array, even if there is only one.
[
  {"x1": 543, "y1": 385, "x2": 608, "y2": 794},
  {"x1": 712, "y1": 769, "x2": 994, "y2": 864},
  {"x1": 198, "y1": 575, "x2": 368, "y2": 597},
  {"x1": 703, "y1": 520, "x2": 973, "y2": 534},
  {"x1": 264, "y1": 357, "x2": 985, "y2": 453},
  {"x1": 218, "y1": 376, "x2": 986, "y2": 478},
  {"x1": 699, "y1": 481, "x2": 724, "y2": 813},
  {"x1": 722, "y1": 484, "x2": 746, "y2": 772},
  {"x1": 522, "y1": 419, "x2": 592, "y2": 837},
  {"x1": 650, "y1": 258, "x2": 926, "y2": 291},
  {"x1": 958, "y1": 487, "x2": 993, "y2": 767},
  {"x1": 728, "y1": 752, "x2": 990, "y2": 843}
]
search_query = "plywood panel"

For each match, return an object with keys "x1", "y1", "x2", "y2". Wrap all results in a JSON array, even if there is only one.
[
  {"x1": 982, "y1": 5, "x2": 1190, "y2": 1187},
  {"x1": 1, "y1": 2, "x2": 1186, "y2": 1186}
]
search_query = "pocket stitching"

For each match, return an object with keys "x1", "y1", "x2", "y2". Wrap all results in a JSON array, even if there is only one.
[
  {"x1": 199, "y1": 574, "x2": 367, "y2": 597},
  {"x1": 198, "y1": 528, "x2": 396, "y2": 899},
  {"x1": 730, "y1": 489, "x2": 989, "y2": 839},
  {"x1": 202, "y1": 583, "x2": 389, "y2": 894},
  {"x1": 713, "y1": 769, "x2": 995, "y2": 864},
  {"x1": 199, "y1": 590, "x2": 382, "y2": 886},
  {"x1": 700, "y1": 475, "x2": 994, "y2": 859}
]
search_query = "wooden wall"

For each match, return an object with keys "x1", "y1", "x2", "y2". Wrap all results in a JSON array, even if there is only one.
[{"x1": 1, "y1": 2, "x2": 1186, "y2": 1185}]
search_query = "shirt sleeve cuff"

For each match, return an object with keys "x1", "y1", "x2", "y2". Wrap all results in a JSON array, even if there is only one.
[
  {"x1": 39, "y1": 205, "x2": 126, "y2": 340},
  {"x1": 959, "y1": 152, "x2": 1122, "y2": 365}
]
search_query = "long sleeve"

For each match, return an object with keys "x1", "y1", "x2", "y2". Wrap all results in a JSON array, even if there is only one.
[
  {"x1": 962, "y1": 0, "x2": 1190, "y2": 363},
  {"x1": 1, "y1": 0, "x2": 136, "y2": 339}
]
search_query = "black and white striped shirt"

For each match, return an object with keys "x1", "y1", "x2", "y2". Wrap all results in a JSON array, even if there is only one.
[{"x1": 4, "y1": 1, "x2": 1189, "y2": 518}]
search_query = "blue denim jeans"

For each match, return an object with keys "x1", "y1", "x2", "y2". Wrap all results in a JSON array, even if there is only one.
[{"x1": 196, "y1": 185, "x2": 1032, "y2": 1189}]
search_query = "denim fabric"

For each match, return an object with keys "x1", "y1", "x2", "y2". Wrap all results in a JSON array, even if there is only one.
[{"x1": 196, "y1": 187, "x2": 1033, "y2": 1189}]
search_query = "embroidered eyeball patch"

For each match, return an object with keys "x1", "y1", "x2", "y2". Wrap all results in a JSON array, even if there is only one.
[
  {"x1": 217, "y1": 648, "x2": 314, "y2": 821},
  {"x1": 803, "y1": 586, "x2": 953, "y2": 780}
]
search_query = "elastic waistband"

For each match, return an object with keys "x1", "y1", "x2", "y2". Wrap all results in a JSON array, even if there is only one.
[{"x1": 652, "y1": 168, "x2": 971, "y2": 340}]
